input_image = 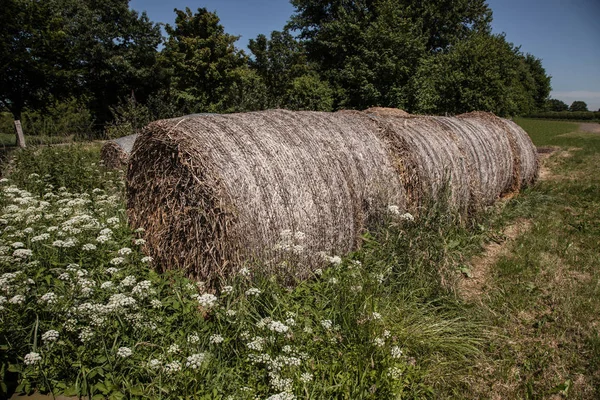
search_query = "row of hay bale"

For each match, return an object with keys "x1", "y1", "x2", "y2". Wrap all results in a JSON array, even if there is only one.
[{"x1": 120, "y1": 109, "x2": 538, "y2": 284}]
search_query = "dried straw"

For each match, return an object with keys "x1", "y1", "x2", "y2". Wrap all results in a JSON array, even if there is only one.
[
  {"x1": 457, "y1": 112, "x2": 538, "y2": 192},
  {"x1": 127, "y1": 110, "x2": 405, "y2": 283},
  {"x1": 100, "y1": 134, "x2": 137, "y2": 169},
  {"x1": 364, "y1": 107, "x2": 411, "y2": 117},
  {"x1": 127, "y1": 109, "x2": 538, "y2": 283}
]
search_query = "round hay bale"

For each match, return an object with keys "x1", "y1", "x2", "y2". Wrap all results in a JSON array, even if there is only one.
[
  {"x1": 127, "y1": 110, "x2": 406, "y2": 283},
  {"x1": 101, "y1": 134, "x2": 138, "y2": 169},
  {"x1": 457, "y1": 112, "x2": 538, "y2": 191},
  {"x1": 357, "y1": 113, "x2": 472, "y2": 213},
  {"x1": 364, "y1": 107, "x2": 411, "y2": 118}
]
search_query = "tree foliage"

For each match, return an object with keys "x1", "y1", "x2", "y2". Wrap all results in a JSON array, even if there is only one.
[
  {"x1": 569, "y1": 101, "x2": 588, "y2": 112},
  {"x1": 0, "y1": 0, "x2": 555, "y2": 136},
  {"x1": 546, "y1": 98, "x2": 569, "y2": 112},
  {"x1": 160, "y1": 7, "x2": 247, "y2": 113}
]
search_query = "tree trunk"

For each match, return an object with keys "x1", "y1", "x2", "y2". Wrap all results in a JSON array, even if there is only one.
[{"x1": 14, "y1": 120, "x2": 26, "y2": 148}]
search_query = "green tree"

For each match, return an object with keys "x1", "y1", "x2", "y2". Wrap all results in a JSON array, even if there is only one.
[
  {"x1": 283, "y1": 73, "x2": 334, "y2": 111},
  {"x1": 288, "y1": 0, "x2": 429, "y2": 109},
  {"x1": 521, "y1": 53, "x2": 552, "y2": 111},
  {"x1": 409, "y1": 33, "x2": 536, "y2": 116},
  {"x1": 248, "y1": 30, "x2": 309, "y2": 107},
  {"x1": 546, "y1": 99, "x2": 569, "y2": 112},
  {"x1": 0, "y1": 0, "x2": 78, "y2": 120},
  {"x1": 161, "y1": 7, "x2": 246, "y2": 113},
  {"x1": 0, "y1": 0, "x2": 162, "y2": 127},
  {"x1": 569, "y1": 101, "x2": 588, "y2": 112},
  {"x1": 76, "y1": 0, "x2": 163, "y2": 125}
]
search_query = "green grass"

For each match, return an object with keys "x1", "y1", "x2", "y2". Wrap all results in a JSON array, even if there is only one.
[
  {"x1": 0, "y1": 133, "x2": 75, "y2": 147},
  {"x1": 459, "y1": 118, "x2": 600, "y2": 398}
]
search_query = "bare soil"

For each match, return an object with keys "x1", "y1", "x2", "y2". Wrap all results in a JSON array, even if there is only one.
[
  {"x1": 578, "y1": 122, "x2": 600, "y2": 134},
  {"x1": 459, "y1": 218, "x2": 533, "y2": 302}
]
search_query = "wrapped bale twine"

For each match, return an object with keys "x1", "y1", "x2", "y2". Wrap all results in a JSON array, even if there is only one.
[
  {"x1": 457, "y1": 112, "x2": 538, "y2": 191},
  {"x1": 127, "y1": 110, "x2": 405, "y2": 283},
  {"x1": 101, "y1": 134, "x2": 137, "y2": 169}
]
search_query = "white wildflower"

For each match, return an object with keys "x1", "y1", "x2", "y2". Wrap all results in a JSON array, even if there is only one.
[
  {"x1": 197, "y1": 293, "x2": 218, "y2": 308},
  {"x1": 328, "y1": 277, "x2": 338, "y2": 284},
  {"x1": 150, "y1": 299, "x2": 162, "y2": 309},
  {"x1": 164, "y1": 361, "x2": 182, "y2": 373},
  {"x1": 374, "y1": 337, "x2": 385, "y2": 347},
  {"x1": 117, "y1": 347, "x2": 132, "y2": 358},
  {"x1": 247, "y1": 337, "x2": 265, "y2": 351},
  {"x1": 117, "y1": 247, "x2": 132, "y2": 256},
  {"x1": 328, "y1": 255, "x2": 342, "y2": 265},
  {"x1": 96, "y1": 235, "x2": 110, "y2": 243},
  {"x1": 167, "y1": 344, "x2": 180, "y2": 354},
  {"x1": 105, "y1": 267, "x2": 119, "y2": 275},
  {"x1": 268, "y1": 320, "x2": 289, "y2": 334},
  {"x1": 42, "y1": 330, "x2": 59, "y2": 343},
  {"x1": 8, "y1": 294, "x2": 25, "y2": 304},
  {"x1": 387, "y1": 366, "x2": 403, "y2": 380},
  {"x1": 187, "y1": 334, "x2": 200, "y2": 344},
  {"x1": 321, "y1": 320, "x2": 333, "y2": 330},
  {"x1": 266, "y1": 392, "x2": 296, "y2": 400},
  {"x1": 11, "y1": 242, "x2": 24, "y2": 249},
  {"x1": 140, "y1": 256, "x2": 153, "y2": 263},
  {"x1": 225, "y1": 309, "x2": 237, "y2": 317},
  {"x1": 185, "y1": 353, "x2": 207, "y2": 370},
  {"x1": 391, "y1": 346, "x2": 403, "y2": 358},
  {"x1": 79, "y1": 327, "x2": 94, "y2": 342},
  {"x1": 31, "y1": 233, "x2": 50, "y2": 242},
  {"x1": 239, "y1": 267, "x2": 250, "y2": 276},
  {"x1": 82, "y1": 243, "x2": 96, "y2": 251},
  {"x1": 24, "y1": 352, "x2": 42, "y2": 365},
  {"x1": 99, "y1": 228, "x2": 112, "y2": 236},
  {"x1": 372, "y1": 312, "x2": 382, "y2": 320},
  {"x1": 39, "y1": 292, "x2": 57, "y2": 304},
  {"x1": 13, "y1": 249, "x2": 32, "y2": 258},
  {"x1": 110, "y1": 257, "x2": 125, "y2": 265},
  {"x1": 100, "y1": 281, "x2": 114, "y2": 290},
  {"x1": 148, "y1": 359, "x2": 161, "y2": 369},
  {"x1": 221, "y1": 285, "x2": 234, "y2": 294},
  {"x1": 209, "y1": 334, "x2": 224, "y2": 344},
  {"x1": 300, "y1": 372, "x2": 313, "y2": 383},
  {"x1": 245, "y1": 287, "x2": 261, "y2": 296},
  {"x1": 106, "y1": 217, "x2": 120, "y2": 225},
  {"x1": 134, "y1": 238, "x2": 145, "y2": 245}
]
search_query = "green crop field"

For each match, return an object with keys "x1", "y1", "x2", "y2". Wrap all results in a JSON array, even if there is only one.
[{"x1": 0, "y1": 119, "x2": 598, "y2": 399}]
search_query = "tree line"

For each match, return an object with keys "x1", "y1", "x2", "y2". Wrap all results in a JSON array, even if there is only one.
[{"x1": 1, "y1": 0, "x2": 561, "y2": 137}]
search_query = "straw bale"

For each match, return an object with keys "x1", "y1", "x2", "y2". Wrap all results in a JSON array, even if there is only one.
[
  {"x1": 101, "y1": 134, "x2": 137, "y2": 169},
  {"x1": 458, "y1": 112, "x2": 538, "y2": 191},
  {"x1": 364, "y1": 107, "x2": 411, "y2": 117},
  {"x1": 359, "y1": 113, "x2": 472, "y2": 213},
  {"x1": 126, "y1": 110, "x2": 405, "y2": 283}
]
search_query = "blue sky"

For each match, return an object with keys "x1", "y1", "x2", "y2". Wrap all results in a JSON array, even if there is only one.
[{"x1": 130, "y1": 0, "x2": 600, "y2": 111}]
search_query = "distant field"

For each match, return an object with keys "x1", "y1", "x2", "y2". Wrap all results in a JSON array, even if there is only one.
[{"x1": 513, "y1": 117, "x2": 579, "y2": 145}]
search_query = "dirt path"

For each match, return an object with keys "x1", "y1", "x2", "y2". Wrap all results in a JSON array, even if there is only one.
[
  {"x1": 459, "y1": 218, "x2": 533, "y2": 302},
  {"x1": 578, "y1": 122, "x2": 600, "y2": 134}
]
